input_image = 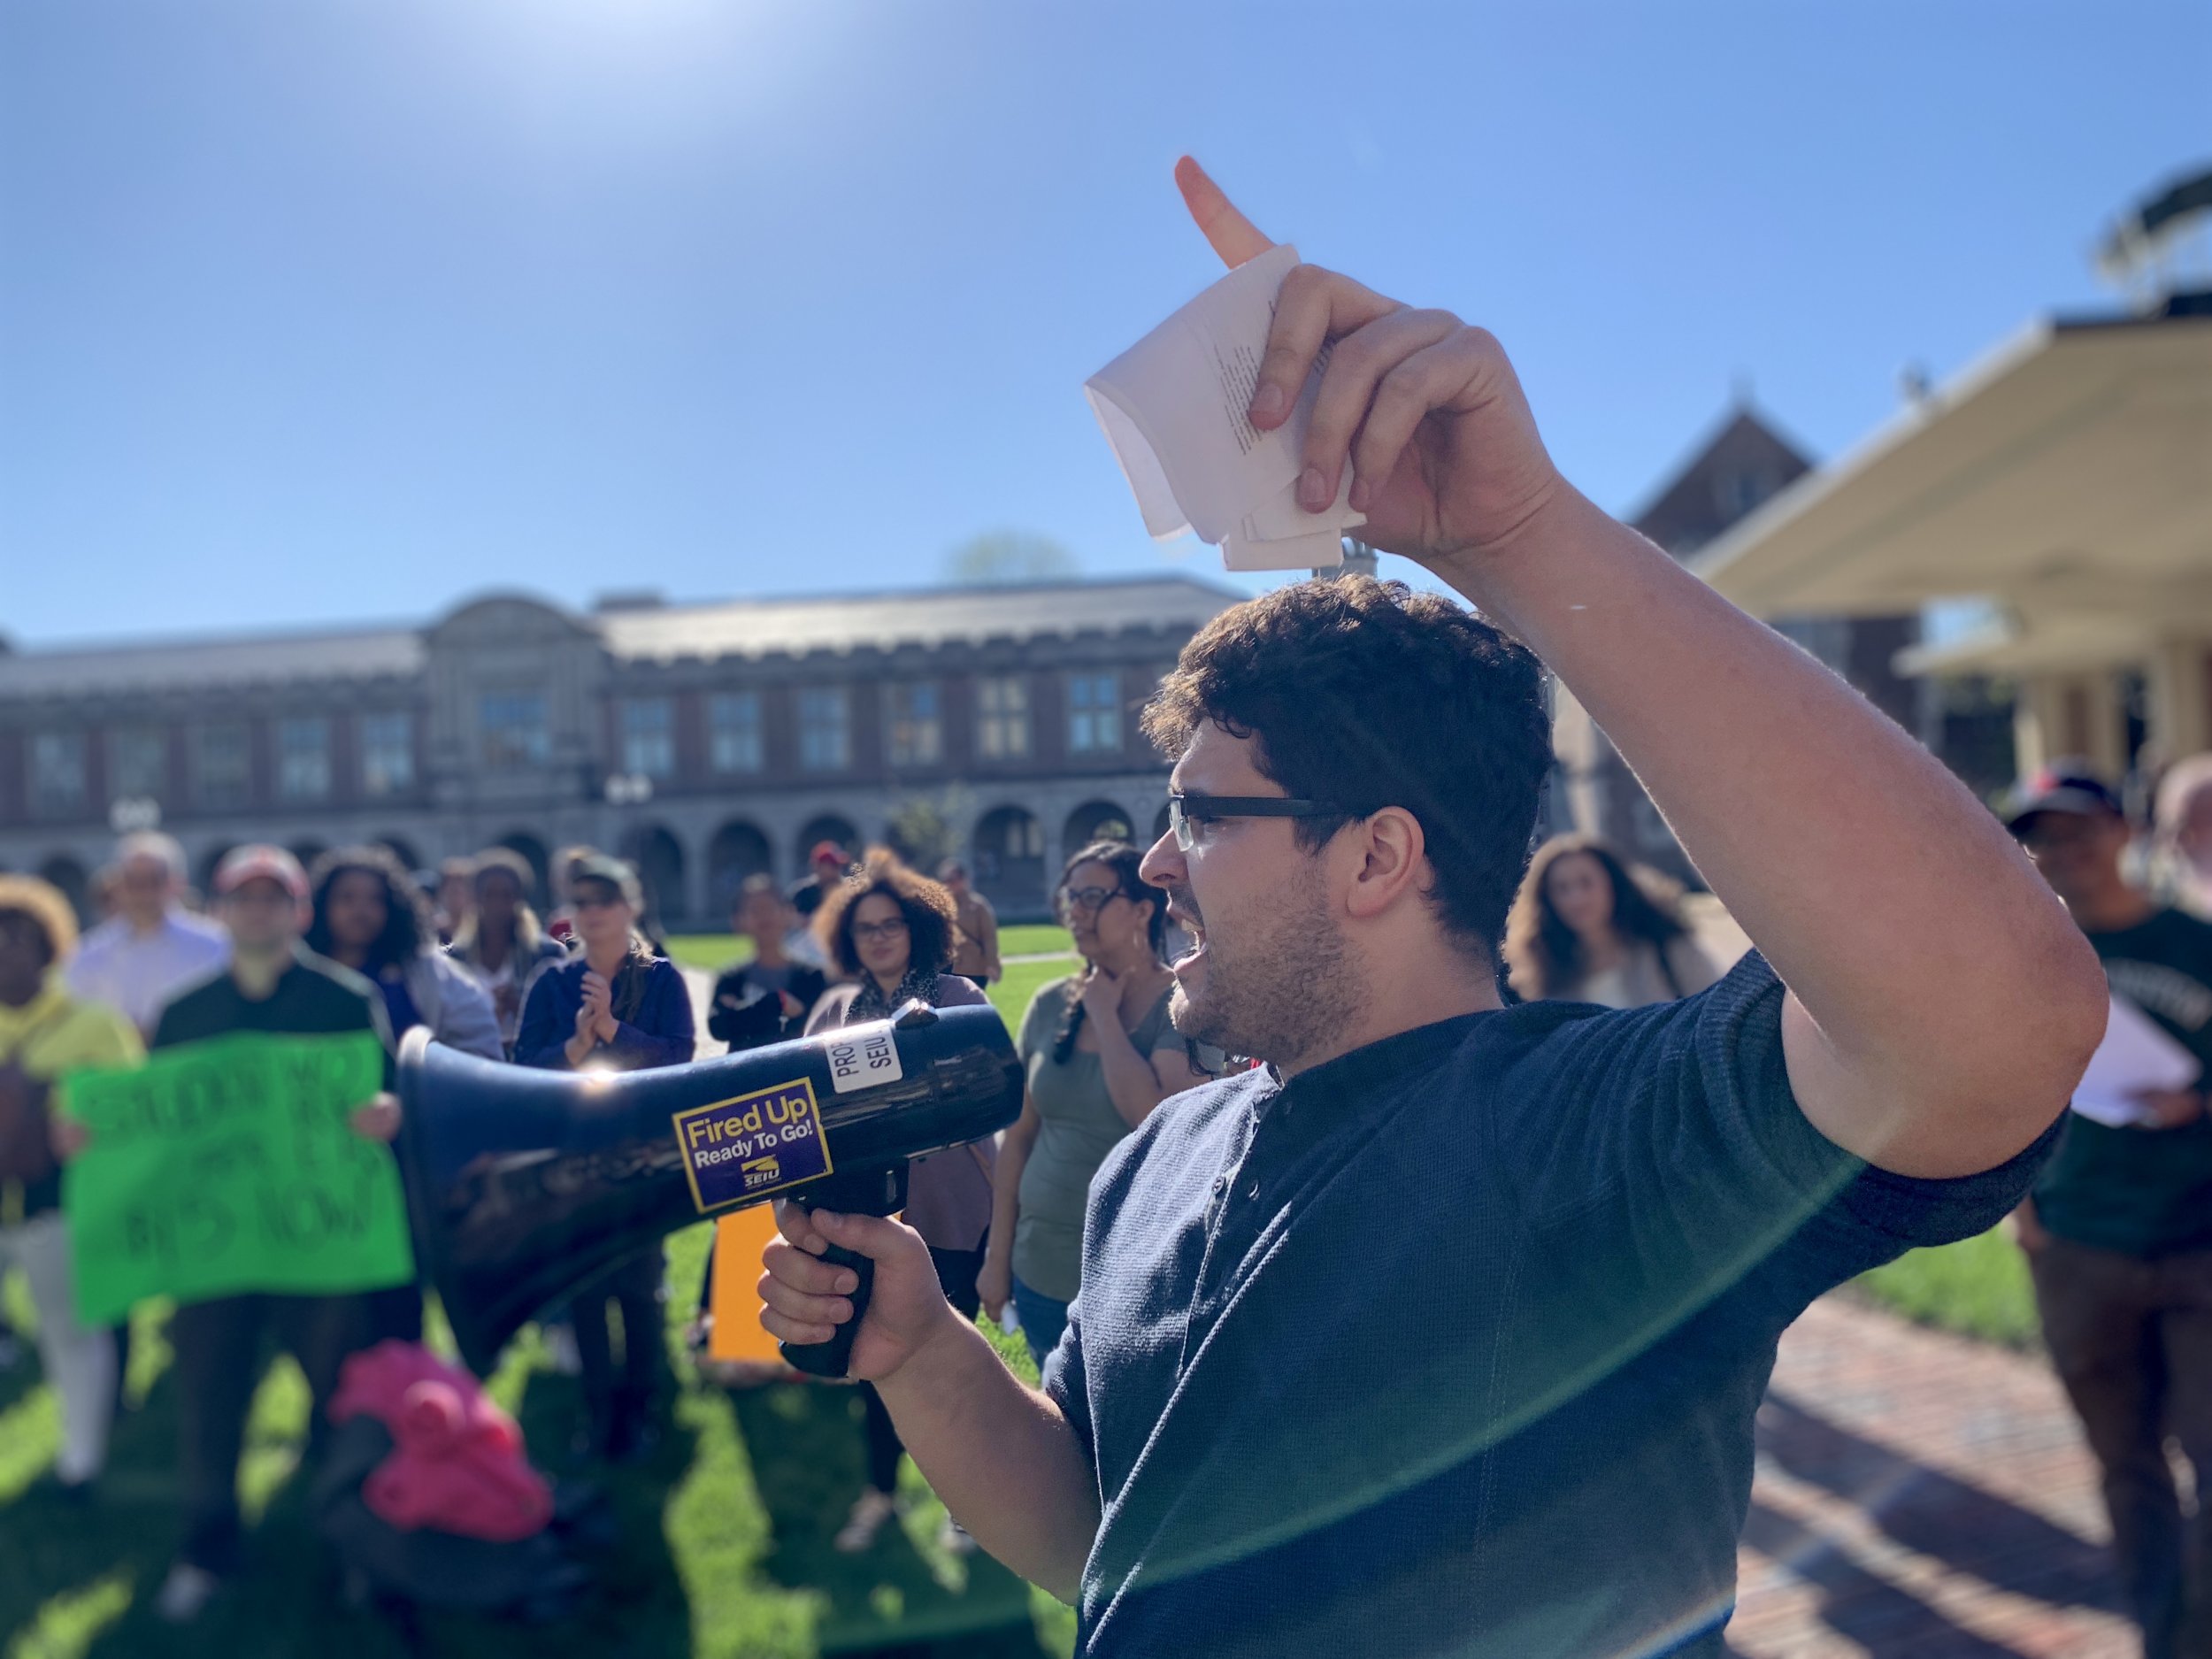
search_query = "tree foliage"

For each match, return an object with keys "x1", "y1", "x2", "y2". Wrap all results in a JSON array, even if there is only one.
[{"x1": 941, "y1": 530, "x2": 1078, "y2": 586}]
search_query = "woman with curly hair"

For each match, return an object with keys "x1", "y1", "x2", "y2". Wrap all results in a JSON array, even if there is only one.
[
  {"x1": 806, "y1": 850, "x2": 995, "y2": 1553},
  {"x1": 1502, "y1": 834, "x2": 1720, "y2": 1007},
  {"x1": 977, "y1": 841, "x2": 1219, "y2": 1371},
  {"x1": 304, "y1": 846, "x2": 503, "y2": 1062}
]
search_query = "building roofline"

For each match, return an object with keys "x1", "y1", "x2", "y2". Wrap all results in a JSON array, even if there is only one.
[
  {"x1": 629, "y1": 569, "x2": 1250, "y2": 613},
  {"x1": 4, "y1": 616, "x2": 421, "y2": 663},
  {"x1": 4, "y1": 570, "x2": 1247, "y2": 664},
  {"x1": 1620, "y1": 401, "x2": 1820, "y2": 530}
]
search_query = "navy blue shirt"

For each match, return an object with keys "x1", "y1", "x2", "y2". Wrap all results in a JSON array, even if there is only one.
[
  {"x1": 1043, "y1": 953, "x2": 2055, "y2": 1658},
  {"x1": 516, "y1": 954, "x2": 695, "y2": 1071}
]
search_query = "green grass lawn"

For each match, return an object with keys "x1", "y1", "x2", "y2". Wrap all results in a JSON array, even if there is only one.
[
  {"x1": 663, "y1": 926, "x2": 1074, "y2": 977},
  {"x1": 659, "y1": 936, "x2": 1079, "y2": 1038},
  {"x1": 995, "y1": 926, "x2": 1074, "y2": 959},
  {"x1": 1852, "y1": 1225, "x2": 2042, "y2": 1348}
]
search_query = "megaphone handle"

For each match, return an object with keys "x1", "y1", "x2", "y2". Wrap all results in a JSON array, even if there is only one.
[{"x1": 781, "y1": 1233, "x2": 872, "y2": 1379}]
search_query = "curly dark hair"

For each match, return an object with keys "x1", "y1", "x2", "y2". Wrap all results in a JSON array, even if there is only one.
[
  {"x1": 813, "y1": 849, "x2": 959, "y2": 980},
  {"x1": 0, "y1": 875, "x2": 79, "y2": 965},
  {"x1": 1141, "y1": 575, "x2": 1551, "y2": 972},
  {"x1": 305, "y1": 844, "x2": 433, "y2": 973},
  {"x1": 1502, "y1": 834, "x2": 1689, "y2": 1000},
  {"x1": 1052, "y1": 840, "x2": 1170, "y2": 1064}
]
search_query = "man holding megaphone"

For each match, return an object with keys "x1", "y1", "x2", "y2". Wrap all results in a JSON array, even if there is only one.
[{"x1": 756, "y1": 161, "x2": 2108, "y2": 1658}]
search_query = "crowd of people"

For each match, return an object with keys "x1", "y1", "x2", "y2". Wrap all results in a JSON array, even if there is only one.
[{"x1": 4, "y1": 727, "x2": 2209, "y2": 1643}]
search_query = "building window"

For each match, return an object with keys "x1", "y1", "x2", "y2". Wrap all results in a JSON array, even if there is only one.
[
  {"x1": 619, "y1": 697, "x2": 676, "y2": 780},
  {"x1": 194, "y1": 722, "x2": 253, "y2": 810},
  {"x1": 108, "y1": 727, "x2": 166, "y2": 800},
  {"x1": 360, "y1": 712, "x2": 414, "y2": 796},
  {"x1": 30, "y1": 732, "x2": 88, "y2": 818},
  {"x1": 887, "y1": 682, "x2": 942, "y2": 767},
  {"x1": 709, "y1": 692, "x2": 764, "y2": 774},
  {"x1": 480, "y1": 691, "x2": 550, "y2": 771},
  {"x1": 1717, "y1": 469, "x2": 1773, "y2": 520},
  {"x1": 976, "y1": 675, "x2": 1030, "y2": 761},
  {"x1": 1068, "y1": 672, "x2": 1121, "y2": 755},
  {"x1": 276, "y1": 718, "x2": 333, "y2": 803},
  {"x1": 797, "y1": 687, "x2": 850, "y2": 772}
]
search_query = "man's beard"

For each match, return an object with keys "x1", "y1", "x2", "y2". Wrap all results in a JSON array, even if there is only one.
[{"x1": 1168, "y1": 872, "x2": 1366, "y2": 1071}]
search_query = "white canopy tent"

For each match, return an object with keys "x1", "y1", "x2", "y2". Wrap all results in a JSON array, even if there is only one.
[{"x1": 1690, "y1": 307, "x2": 2212, "y2": 775}]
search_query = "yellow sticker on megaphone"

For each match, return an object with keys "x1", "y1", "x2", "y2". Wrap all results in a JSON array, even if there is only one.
[{"x1": 672, "y1": 1078, "x2": 835, "y2": 1214}]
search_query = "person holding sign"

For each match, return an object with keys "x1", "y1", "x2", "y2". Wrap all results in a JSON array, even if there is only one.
[
  {"x1": 804, "y1": 852, "x2": 995, "y2": 1555},
  {"x1": 757, "y1": 161, "x2": 2106, "y2": 1658},
  {"x1": 0, "y1": 876, "x2": 142, "y2": 1496},
  {"x1": 136, "y1": 844, "x2": 402, "y2": 1627},
  {"x1": 516, "y1": 853, "x2": 693, "y2": 1462}
]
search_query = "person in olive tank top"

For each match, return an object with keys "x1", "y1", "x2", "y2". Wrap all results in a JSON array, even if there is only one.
[
  {"x1": 2007, "y1": 770, "x2": 2212, "y2": 1658},
  {"x1": 978, "y1": 843, "x2": 1222, "y2": 1368}
]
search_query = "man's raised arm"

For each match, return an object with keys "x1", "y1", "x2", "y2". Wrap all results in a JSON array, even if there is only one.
[
  {"x1": 1178, "y1": 157, "x2": 2105, "y2": 1178},
  {"x1": 759, "y1": 1202, "x2": 1100, "y2": 1600}
]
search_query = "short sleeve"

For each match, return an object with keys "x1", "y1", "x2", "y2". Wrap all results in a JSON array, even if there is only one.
[
  {"x1": 1041, "y1": 1293, "x2": 1095, "y2": 1464},
  {"x1": 1491, "y1": 951, "x2": 2052, "y2": 1275}
]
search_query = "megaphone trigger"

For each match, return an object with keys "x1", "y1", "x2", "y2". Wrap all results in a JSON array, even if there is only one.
[{"x1": 777, "y1": 1162, "x2": 910, "y2": 1380}]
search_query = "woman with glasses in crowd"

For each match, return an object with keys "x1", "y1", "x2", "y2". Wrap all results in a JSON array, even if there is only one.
[
  {"x1": 517, "y1": 853, "x2": 695, "y2": 1461},
  {"x1": 805, "y1": 850, "x2": 995, "y2": 1554},
  {"x1": 1502, "y1": 833, "x2": 1721, "y2": 1008},
  {"x1": 449, "y1": 849, "x2": 570, "y2": 1056},
  {"x1": 305, "y1": 846, "x2": 505, "y2": 1064},
  {"x1": 977, "y1": 841, "x2": 1219, "y2": 1372}
]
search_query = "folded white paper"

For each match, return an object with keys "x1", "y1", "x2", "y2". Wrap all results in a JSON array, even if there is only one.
[
  {"x1": 1086, "y1": 243, "x2": 1365, "y2": 572},
  {"x1": 2070, "y1": 993, "x2": 2203, "y2": 1126}
]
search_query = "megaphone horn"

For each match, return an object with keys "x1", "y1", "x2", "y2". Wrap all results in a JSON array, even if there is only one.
[{"x1": 394, "y1": 1002, "x2": 1022, "y2": 1378}]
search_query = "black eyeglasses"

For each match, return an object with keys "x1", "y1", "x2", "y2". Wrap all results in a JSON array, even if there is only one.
[
  {"x1": 1167, "y1": 793, "x2": 1344, "y2": 852},
  {"x1": 1057, "y1": 885, "x2": 1123, "y2": 918}
]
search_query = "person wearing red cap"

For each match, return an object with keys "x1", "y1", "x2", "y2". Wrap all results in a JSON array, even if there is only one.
[
  {"x1": 791, "y1": 841, "x2": 850, "y2": 922},
  {"x1": 134, "y1": 843, "x2": 403, "y2": 1625}
]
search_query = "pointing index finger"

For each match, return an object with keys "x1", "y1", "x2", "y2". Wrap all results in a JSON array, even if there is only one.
[{"x1": 1175, "y1": 156, "x2": 1273, "y2": 270}]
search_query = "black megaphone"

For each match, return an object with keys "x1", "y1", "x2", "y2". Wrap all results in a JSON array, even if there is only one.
[{"x1": 393, "y1": 1001, "x2": 1021, "y2": 1379}]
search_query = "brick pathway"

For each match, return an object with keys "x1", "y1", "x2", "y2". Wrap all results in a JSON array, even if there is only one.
[{"x1": 1732, "y1": 1297, "x2": 2133, "y2": 1657}]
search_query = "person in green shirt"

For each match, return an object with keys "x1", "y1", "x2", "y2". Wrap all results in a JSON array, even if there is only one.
[
  {"x1": 978, "y1": 842, "x2": 1221, "y2": 1368},
  {"x1": 0, "y1": 875, "x2": 143, "y2": 1495},
  {"x1": 2007, "y1": 769, "x2": 2212, "y2": 1658}
]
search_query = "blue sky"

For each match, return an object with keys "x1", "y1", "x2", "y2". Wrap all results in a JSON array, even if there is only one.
[{"x1": 2, "y1": 1, "x2": 2204, "y2": 647}]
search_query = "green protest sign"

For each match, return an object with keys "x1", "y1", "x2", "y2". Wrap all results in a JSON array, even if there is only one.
[{"x1": 62, "y1": 1030, "x2": 415, "y2": 1325}]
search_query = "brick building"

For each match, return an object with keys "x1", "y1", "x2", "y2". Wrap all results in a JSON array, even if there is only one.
[
  {"x1": 0, "y1": 574, "x2": 1240, "y2": 925},
  {"x1": 1548, "y1": 406, "x2": 1926, "y2": 882}
]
